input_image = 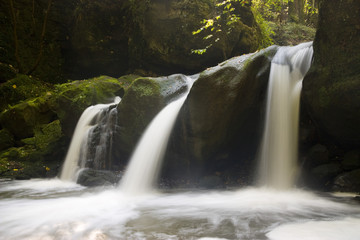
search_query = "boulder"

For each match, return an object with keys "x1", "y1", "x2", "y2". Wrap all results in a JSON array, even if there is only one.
[
  {"x1": 0, "y1": 120, "x2": 65, "y2": 179},
  {"x1": 76, "y1": 168, "x2": 121, "y2": 187},
  {"x1": 307, "y1": 144, "x2": 329, "y2": 167},
  {"x1": 341, "y1": 150, "x2": 360, "y2": 171},
  {"x1": 310, "y1": 163, "x2": 342, "y2": 189},
  {"x1": 0, "y1": 97, "x2": 56, "y2": 139},
  {"x1": 302, "y1": 0, "x2": 360, "y2": 146},
  {"x1": 333, "y1": 169, "x2": 360, "y2": 193},
  {"x1": 50, "y1": 76, "x2": 125, "y2": 137},
  {"x1": 162, "y1": 46, "x2": 278, "y2": 182},
  {"x1": 0, "y1": 74, "x2": 51, "y2": 111},
  {"x1": 116, "y1": 74, "x2": 190, "y2": 163}
]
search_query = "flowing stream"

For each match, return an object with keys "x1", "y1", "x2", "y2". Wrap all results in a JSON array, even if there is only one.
[{"x1": 1, "y1": 179, "x2": 360, "y2": 240}]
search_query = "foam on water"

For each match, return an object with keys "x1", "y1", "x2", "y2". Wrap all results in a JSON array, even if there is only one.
[
  {"x1": 267, "y1": 218, "x2": 360, "y2": 240},
  {"x1": 1, "y1": 182, "x2": 360, "y2": 240}
]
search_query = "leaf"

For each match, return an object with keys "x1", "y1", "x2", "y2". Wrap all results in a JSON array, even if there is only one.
[{"x1": 203, "y1": 34, "x2": 213, "y2": 40}]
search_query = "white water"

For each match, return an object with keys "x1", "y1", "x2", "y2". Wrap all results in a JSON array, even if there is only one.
[
  {"x1": 60, "y1": 97, "x2": 121, "y2": 181},
  {"x1": 1, "y1": 179, "x2": 360, "y2": 239},
  {"x1": 258, "y1": 42, "x2": 313, "y2": 189},
  {"x1": 120, "y1": 77, "x2": 195, "y2": 195}
]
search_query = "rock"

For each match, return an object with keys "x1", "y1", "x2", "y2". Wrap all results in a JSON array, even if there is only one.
[
  {"x1": 116, "y1": 77, "x2": 165, "y2": 160},
  {"x1": 0, "y1": 129, "x2": 14, "y2": 151},
  {"x1": 162, "y1": 46, "x2": 278, "y2": 181},
  {"x1": 198, "y1": 175, "x2": 224, "y2": 189},
  {"x1": 311, "y1": 163, "x2": 342, "y2": 188},
  {"x1": 307, "y1": 144, "x2": 329, "y2": 167},
  {"x1": 116, "y1": 74, "x2": 189, "y2": 162},
  {"x1": 0, "y1": 74, "x2": 51, "y2": 110},
  {"x1": 342, "y1": 150, "x2": 360, "y2": 171},
  {"x1": 0, "y1": 97, "x2": 56, "y2": 139},
  {"x1": 0, "y1": 120, "x2": 65, "y2": 179},
  {"x1": 333, "y1": 169, "x2": 360, "y2": 193},
  {"x1": 76, "y1": 168, "x2": 120, "y2": 187},
  {"x1": 50, "y1": 76, "x2": 125, "y2": 137},
  {"x1": 302, "y1": 0, "x2": 360, "y2": 146}
]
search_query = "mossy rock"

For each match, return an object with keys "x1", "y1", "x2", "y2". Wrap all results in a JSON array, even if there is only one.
[
  {"x1": 51, "y1": 76, "x2": 125, "y2": 136},
  {"x1": 0, "y1": 74, "x2": 52, "y2": 111},
  {"x1": 0, "y1": 120, "x2": 65, "y2": 179},
  {"x1": 162, "y1": 45, "x2": 278, "y2": 181},
  {"x1": 302, "y1": 0, "x2": 360, "y2": 146},
  {"x1": 116, "y1": 77, "x2": 165, "y2": 160},
  {"x1": 0, "y1": 96, "x2": 56, "y2": 139},
  {"x1": 115, "y1": 74, "x2": 190, "y2": 163}
]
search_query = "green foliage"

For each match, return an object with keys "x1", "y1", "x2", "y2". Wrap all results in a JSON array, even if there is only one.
[
  {"x1": 191, "y1": 0, "x2": 249, "y2": 55},
  {"x1": 270, "y1": 22, "x2": 316, "y2": 45},
  {"x1": 252, "y1": 0, "x2": 293, "y2": 22},
  {"x1": 251, "y1": 6, "x2": 274, "y2": 48}
]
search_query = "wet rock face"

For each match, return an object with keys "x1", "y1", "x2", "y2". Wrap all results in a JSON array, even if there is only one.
[
  {"x1": 162, "y1": 46, "x2": 278, "y2": 184},
  {"x1": 302, "y1": 0, "x2": 360, "y2": 146}
]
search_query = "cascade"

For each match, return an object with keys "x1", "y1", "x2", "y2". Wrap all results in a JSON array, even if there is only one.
[
  {"x1": 258, "y1": 42, "x2": 313, "y2": 189},
  {"x1": 59, "y1": 97, "x2": 121, "y2": 181},
  {"x1": 120, "y1": 76, "x2": 196, "y2": 194}
]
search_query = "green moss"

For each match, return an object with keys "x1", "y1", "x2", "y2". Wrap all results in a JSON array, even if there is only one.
[
  {"x1": 0, "y1": 120, "x2": 64, "y2": 179},
  {"x1": 0, "y1": 74, "x2": 52, "y2": 111},
  {"x1": 117, "y1": 77, "x2": 165, "y2": 156},
  {"x1": 0, "y1": 94, "x2": 56, "y2": 139}
]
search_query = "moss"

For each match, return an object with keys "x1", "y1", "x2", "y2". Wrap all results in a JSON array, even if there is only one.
[
  {"x1": 0, "y1": 120, "x2": 65, "y2": 179},
  {"x1": 0, "y1": 74, "x2": 52, "y2": 111},
  {"x1": 51, "y1": 75, "x2": 126, "y2": 136},
  {"x1": 116, "y1": 77, "x2": 165, "y2": 158}
]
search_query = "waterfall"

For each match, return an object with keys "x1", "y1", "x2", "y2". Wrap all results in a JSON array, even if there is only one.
[
  {"x1": 258, "y1": 42, "x2": 313, "y2": 189},
  {"x1": 60, "y1": 97, "x2": 121, "y2": 181},
  {"x1": 120, "y1": 77, "x2": 196, "y2": 195}
]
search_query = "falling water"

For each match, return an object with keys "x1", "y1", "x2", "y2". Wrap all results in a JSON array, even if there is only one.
[
  {"x1": 59, "y1": 97, "x2": 121, "y2": 181},
  {"x1": 120, "y1": 77, "x2": 196, "y2": 195},
  {"x1": 258, "y1": 42, "x2": 313, "y2": 189}
]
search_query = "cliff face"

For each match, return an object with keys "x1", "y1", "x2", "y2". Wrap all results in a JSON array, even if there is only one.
[
  {"x1": 301, "y1": 0, "x2": 360, "y2": 191},
  {"x1": 302, "y1": 0, "x2": 360, "y2": 146}
]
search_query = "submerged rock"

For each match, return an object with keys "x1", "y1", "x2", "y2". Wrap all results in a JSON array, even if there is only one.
[
  {"x1": 76, "y1": 168, "x2": 120, "y2": 187},
  {"x1": 333, "y1": 169, "x2": 360, "y2": 193}
]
